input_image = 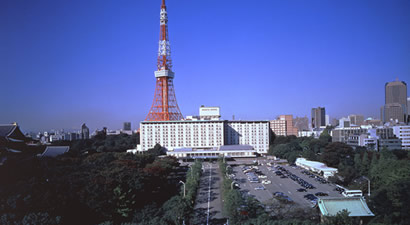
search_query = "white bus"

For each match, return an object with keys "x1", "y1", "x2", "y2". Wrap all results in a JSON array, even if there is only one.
[{"x1": 342, "y1": 189, "x2": 363, "y2": 197}]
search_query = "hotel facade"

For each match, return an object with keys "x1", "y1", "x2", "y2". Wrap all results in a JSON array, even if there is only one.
[{"x1": 139, "y1": 120, "x2": 269, "y2": 154}]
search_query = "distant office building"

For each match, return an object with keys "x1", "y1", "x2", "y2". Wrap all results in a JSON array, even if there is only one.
[
  {"x1": 81, "y1": 123, "x2": 90, "y2": 140},
  {"x1": 382, "y1": 80, "x2": 408, "y2": 123},
  {"x1": 349, "y1": 114, "x2": 364, "y2": 126},
  {"x1": 331, "y1": 127, "x2": 368, "y2": 144},
  {"x1": 311, "y1": 107, "x2": 326, "y2": 129},
  {"x1": 339, "y1": 117, "x2": 351, "y2": 128},
  {"x1": 325, "y1": 115, "x2": 330, "y2": 126},
  {"x1": 330, "y1": 118, "x2": 339, "y2": 127},
  {"x1": 379, "y1": 138, "x2": 402, "y2": 151},
  {"x1": 393, "y1": 125, "x2": 410, "y2": 150},
  {"x1": 107, "y1": 130, "x2": 121, "y2": 135},
  {"x1": 363, "y1": 118, "x2": 383, "y2": 126},
  {"x1": 408, "y1": 97, "x2": 410, "y2": 122},
  {"x1": 298, "y1": 130, "x2": 323, "y2": 138},
  {"x1": 386, "y1": 80, "x2": 407, "y2": 105},
  {"x1": 123, "y1": 122, "x2": 131, "y2": 131},
  {"x1": 270, "y1": 115, "x2": 298, "y2": 136},
  {"x1": 270, "y1": 119, "x2": 286, "y2": 136},
  {"x1": 294, "y1": 116, "x2": 309, "y2": 131},
  {"x1": 332, "y1": 126, "x2": 400, "y2": 150},
  {"x1": 64, "y1": 132, "x2": 79, "y2": 141}
]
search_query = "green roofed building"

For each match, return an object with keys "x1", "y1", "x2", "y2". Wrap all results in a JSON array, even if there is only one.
[{"x1": 318, "y1": 197, "x2": 374, "y2": 223}]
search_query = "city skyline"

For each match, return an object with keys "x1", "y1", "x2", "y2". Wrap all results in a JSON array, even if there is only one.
[{"x1": 1, "y1": 0, "x2": 410, "y2": 132}]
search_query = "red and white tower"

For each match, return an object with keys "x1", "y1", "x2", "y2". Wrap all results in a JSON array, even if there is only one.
[{"x1": 145, "y1": 0, "x2": 183, "y2": 121}]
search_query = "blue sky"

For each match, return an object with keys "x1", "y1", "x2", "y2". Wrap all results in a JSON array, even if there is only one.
[{"x1": 1, "y1": 0, "x2": 409, "y2": 132}]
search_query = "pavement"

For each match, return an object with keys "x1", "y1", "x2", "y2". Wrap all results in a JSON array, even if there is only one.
[
  {"x1": 231, "y1": 159, "x2": 343, "y2": 208},
  {"x1": 193, "y1": 162, "x2": 227, "y2": 225}
]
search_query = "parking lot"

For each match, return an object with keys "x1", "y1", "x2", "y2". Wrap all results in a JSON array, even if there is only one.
[{"x1": 229, "y1": 159, "x2": 343, "y2": 208}]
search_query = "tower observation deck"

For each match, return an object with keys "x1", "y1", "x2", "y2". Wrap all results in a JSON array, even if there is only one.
[{"x1": 145, "y1": 0, "x2": 183, "y2": 121}]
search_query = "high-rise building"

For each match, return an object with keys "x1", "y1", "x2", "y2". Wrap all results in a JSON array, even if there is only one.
[
  {"x1": 270, "y1": 118, "x2": 286, "y2": 136},
  {"x1": 270, "y1": 115, "x2": 298, "y2": 136},
  {"x1": 311, "y1": 107, "x2": 326, "y2": 129},
  {"x1": 81, "y1": 123, "x2": 89, "y2": 140},
  {"x1": 294, "y1": 116, "x2": 309, "y2": 131},
  {"x1": 123, "y1": 122, "x2": 131, "y2": 131},
  {"x1": 382, "y1": 80, "x2": 407, "y2": 123},
  {"x1": 140, "y1": 120, "x2": 269, "y2": 154},
  {"x1": 145, "y1": 0, "x2": 183, "y2": 121},
  {"x1": 408, "y1": 97, "x2": 410, "y2": 123},
  {"x1": 348, "y1": 114, "x2": 364, "y2": 126}
]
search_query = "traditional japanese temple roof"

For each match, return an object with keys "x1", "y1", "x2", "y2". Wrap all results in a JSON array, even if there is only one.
[{"x1": 318, "y1": 197, "x2": 374, "y2": 217}]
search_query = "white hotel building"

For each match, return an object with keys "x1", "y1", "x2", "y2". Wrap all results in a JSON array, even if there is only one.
[{"x1": 137, "y1": 107, "x2": 270, "y2": 158}]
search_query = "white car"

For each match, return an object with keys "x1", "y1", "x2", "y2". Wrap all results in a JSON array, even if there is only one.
[
  {"x1": 262, "y1": 180, "x2": 271, "y2": 184},
  {"x1": 254, "y1": 186, "x2": 265, "y2": 190},
  {"x1": 258, "y1": 175, "x2": 267, "y2": 179}
]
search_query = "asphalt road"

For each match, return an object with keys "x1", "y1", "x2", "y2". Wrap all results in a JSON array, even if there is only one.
[{"x1": 193, "y1": 163, "x2": 226, "y2": 225}]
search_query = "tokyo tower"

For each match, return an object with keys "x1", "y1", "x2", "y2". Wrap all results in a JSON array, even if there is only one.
[{"x1": 145, "y1": 0, "x2": 183, "y2": 121}]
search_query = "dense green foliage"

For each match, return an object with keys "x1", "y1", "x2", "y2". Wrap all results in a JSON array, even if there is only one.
[
  {"x1": 0, "y1": 140, "x2": 189, "y2": 225},
  {"x1": 67, "y1": 133, "x2": 139, "y2": 154}
]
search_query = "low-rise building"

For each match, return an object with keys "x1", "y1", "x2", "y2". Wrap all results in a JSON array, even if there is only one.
[
  {"x1": 379, "y1": 138, "x2": 402, "y2": 151},
  {"x1": 295, "y1": 158, "x2": 338, "y2": 179},
  {"x1": 298, "y1": 129, "x2": 323, "y2": 138},
  {"x1": 318, "y1": 197, "x2": 374, "y2": 223},
  {"x1": 331, "y1": 127, "x2": 368, "y2": 144},
  {"x1": 166, "y1": 145, "x2": 256, "y2": 159},
  {"x1": 393, "y1": 125, "x2": 410, "y2": 150}
]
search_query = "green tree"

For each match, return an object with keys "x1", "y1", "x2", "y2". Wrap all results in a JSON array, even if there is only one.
[
  {"x1": 321, "y1": 142, "x2": 354, "y2": 168},
  {"x1": 161, "y1": 195, "x2": 191, "y2": 225},
  {"x1": 370, "y1": 152, "x2": 378, "y2": 168},
  {"x1": 354, "y1": 153, "x2": 362, "y2": 172},
  {"x1": 361, "y1": 151, "x2": 370, "y2": 176},
  {"x1": 319, "y1": 126, "x2": 332, "y2": 143},
  {"x1": 324, "y1": 209, "x2": 358, "y2": 225}
]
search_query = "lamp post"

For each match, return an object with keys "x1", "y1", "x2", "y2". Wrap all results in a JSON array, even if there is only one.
[
  {"x1": 226, "y1": 165, "x2": 231, "y2": 178},
  {"x1": 179, "y1": 181, "x2": 186, "y2": 197},
  {"x1": 231, "y1": 181, "x2": 237, "y2": 190},
  {"x1": 363, "y1": 176, "x2": 370, "y2": 197},
  {"x1": 188, "y1": 164, "x2": 193, "y2": 179}
]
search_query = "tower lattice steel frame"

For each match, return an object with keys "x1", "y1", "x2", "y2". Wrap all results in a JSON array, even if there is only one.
[{"x1": 145, "y1": 0, "x2": 183, "y2": 121}]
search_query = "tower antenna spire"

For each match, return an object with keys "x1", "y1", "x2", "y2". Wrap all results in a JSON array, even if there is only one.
[{"x1": 145, "y1": 0, "x2": 183, "y2": 121}]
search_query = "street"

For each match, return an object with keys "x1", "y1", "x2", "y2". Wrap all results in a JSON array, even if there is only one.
[{"x1": 193, "y1": 162, "x2": 226, "y2": 225}]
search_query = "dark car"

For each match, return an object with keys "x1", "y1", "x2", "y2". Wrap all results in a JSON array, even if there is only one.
[
  {"x1": 304, "y1": 194, "x2": 317, "y2": 200},
  {"x1": 297, "y1": 188, "x2": 307, "y2": 192},
  {"x1": 315, "y1": 192, "x2": 328, "y2": 196},
  {"x1": 274, "y1": 192, "x2": 285, "y2": 197}
]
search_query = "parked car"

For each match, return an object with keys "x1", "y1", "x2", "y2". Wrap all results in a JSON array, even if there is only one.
[
  {"x1": 297, "y1": 188, "x2": 307, "y2": 192},
  {"x1": 315, "y1": 192, "x2": 328, "y2": 196},
  {"x1": 254, "y1": 186, "x2": 265, "y2": 190}
]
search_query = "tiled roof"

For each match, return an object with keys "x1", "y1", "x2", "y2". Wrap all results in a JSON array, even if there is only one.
[
  {"x1": 318, "y1": 197, "x2": 374, "y2": 217},
  {"x1": 0, "y1": 125, "x2": 16, "y2": 137},
  {"x1": 40, "y1": 146, "x2": 70, "y2": 157},
  {"x1": 0, "y1": 124, "x2": 27, "y2": 141}
]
